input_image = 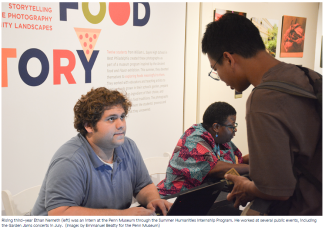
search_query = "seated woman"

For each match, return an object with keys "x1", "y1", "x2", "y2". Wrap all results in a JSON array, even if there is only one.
[{"x1": 157, "y1": 102, "x2": 249, "y2": 196}]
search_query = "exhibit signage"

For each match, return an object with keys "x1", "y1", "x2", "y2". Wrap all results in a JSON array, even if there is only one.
[{"x1": 1, "y1": 2, "x2": 186, "y2": 194}]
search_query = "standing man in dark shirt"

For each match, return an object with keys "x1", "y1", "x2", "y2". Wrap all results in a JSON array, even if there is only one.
[{"x1": 201, "y1": 13, "x2": 321, "y2": 215}]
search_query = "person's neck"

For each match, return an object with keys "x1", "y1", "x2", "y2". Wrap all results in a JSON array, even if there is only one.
[
  {"x1": 206, "y1": 126, "x2": 220, "y2": 145},
  {"x1": 241, "y1": 51, "x2": 281, "y2": 87},
  {"x1": 86, "y1": 137, "x2": 114, "y2": 164},
  {"x1": 96, "y1": 148, "x2": 115, "y2": 164}
]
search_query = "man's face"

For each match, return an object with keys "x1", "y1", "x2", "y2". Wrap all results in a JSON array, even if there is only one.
[
  {"x1": 87, "y1": 105, "x2": 126, "y2": 151},
  {"x1": 207, "y1": 53, "x2": 250, "y2": 93},
  {"x1": 217, "y1": 115, "x2": 237, "y2": 144}
]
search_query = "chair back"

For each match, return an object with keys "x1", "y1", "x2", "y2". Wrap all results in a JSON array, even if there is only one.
[
  {"x1": 2, "y1": 185, "x2": 41, "y2": 215},
  {"x1": 144, "y1": 156, "x2": 170, "y2": 176}
]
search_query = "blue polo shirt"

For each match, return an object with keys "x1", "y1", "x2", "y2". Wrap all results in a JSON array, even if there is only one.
[{"x1": 31, "y1": 134, "x2": 152, "y2": 216}]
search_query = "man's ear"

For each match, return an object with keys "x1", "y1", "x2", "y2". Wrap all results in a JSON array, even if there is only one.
[
  {"x1": 223, "y1": 52, "x2": 236, "y2": 68},
  {"x1": 84, "y1": 123, "x2": 94, "y2": 134}
]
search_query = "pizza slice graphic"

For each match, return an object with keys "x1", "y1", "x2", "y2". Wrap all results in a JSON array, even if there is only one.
[{"x1": 74, "y1": 28, "x2": 101, "y2": 61}]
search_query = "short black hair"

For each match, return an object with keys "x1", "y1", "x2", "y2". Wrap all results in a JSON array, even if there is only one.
[
  {"x1": 202, "y1": 13, "x2": 265, "y2": 64},
  {"x1": 203, "y1": 102, "x2": 236, "y2": 128}
]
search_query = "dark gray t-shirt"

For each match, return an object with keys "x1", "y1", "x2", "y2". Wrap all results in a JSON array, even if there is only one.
[{"x1": 31, "y1": 134, "x2": 152, "y2": 215}]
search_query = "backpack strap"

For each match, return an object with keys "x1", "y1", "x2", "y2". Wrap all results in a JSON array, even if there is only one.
[
  {"x1": 296, "y1": 65, "x2": 315, "y2": 86},
  {"x1": 253, "y1": 81, "x2": 317, "y2": 99}
]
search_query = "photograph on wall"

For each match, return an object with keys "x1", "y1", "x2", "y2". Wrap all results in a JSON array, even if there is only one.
[
  {"x1": 251, "y1": 17, "x2": 279, "y2": 57},
  {"x1": 214, "y1": 8, "x2": 246, "y2": 99},
  {"x1": 214, "y1": 8, "x2": 246, "y2": 21},
  {"x1": 280, "y1": 15, "x2": 307, "y2": 57}
]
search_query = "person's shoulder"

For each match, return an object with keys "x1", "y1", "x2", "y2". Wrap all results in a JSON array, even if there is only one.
[
  {"x1": 185, "y1": 123, "x2": 206, "y2": 137},
  {"x1": 52, "y1": 134, "x2": 87, "y2": 162},
  {"x1": 262, "y1": 62, "x2": 314, "y2": 91},
  {"x1": 248, "y1": 63, "x2": 306, "y2": 109}
]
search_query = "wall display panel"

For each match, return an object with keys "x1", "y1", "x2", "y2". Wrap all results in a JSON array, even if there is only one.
[
  {"x1": 280, "y1": 15, "x2": 307, "y2": 57},
  {"x1": 1, "y1": 2, "x2": 186, "y2": 194},
  {"x1": 251, "y1": 17, "x2": 279, "y2": 57}
]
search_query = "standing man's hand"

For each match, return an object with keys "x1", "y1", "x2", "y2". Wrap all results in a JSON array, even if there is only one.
[
  {"x1": 147, "y1": 199, "x2": 172, "y2": 216},
  {"x1": 225, "y1": 174, "x2": 255, "y2": 208}
]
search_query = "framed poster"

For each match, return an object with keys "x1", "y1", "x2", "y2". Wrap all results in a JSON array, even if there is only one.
[
  {"x1": 214, "y1": 8, "x2": 246, "y2": 22},
  {"x1": 251, "y1": 17, "x2": 279, "y2": 57},
  {"x1": 280, "y1": 15, "x2": 307, "y2": 57}
]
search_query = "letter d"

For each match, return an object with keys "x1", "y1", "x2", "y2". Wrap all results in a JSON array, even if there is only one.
[{"x1": 133, "y1": 2, "x2": 150, "y2": 26}]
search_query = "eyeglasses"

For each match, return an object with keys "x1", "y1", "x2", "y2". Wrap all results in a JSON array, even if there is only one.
[
  {"x1": 208, "y1": 62, "x2": 220, "y2": 81},
  {"x1": 208, "y1": 52, "x2": 234, "y2": 81},
  {"x1": 219, "y1": 123, "x2": 238, "y2": 131}
]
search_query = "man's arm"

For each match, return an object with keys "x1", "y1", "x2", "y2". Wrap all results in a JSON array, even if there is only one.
[
  {"x1": 225, "y1": 174, "x2": 290, "y2": 208},
  {"x1": 48, "y1": 206, "x2": 155, "y2": 216},
  {"x1": 136, "y1": 183, "x2": 172, "y2": 215},
  {"x1": 207, "y1": 161, "x2": 249, "y2": 179},
  {"x1": 242, "y1": 154, "x2": 249, "y2": 164},
  {"x1": 49, "y1": 183, "x2": 173, "y2": 216}
]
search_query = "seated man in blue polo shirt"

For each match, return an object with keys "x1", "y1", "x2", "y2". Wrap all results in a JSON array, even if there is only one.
[{"x1": 32, "y1": 87, "x2": 171, "y2": 216}]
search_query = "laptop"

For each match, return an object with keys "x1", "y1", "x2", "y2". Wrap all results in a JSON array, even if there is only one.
[{"x1": 160, "y1": 181, "x2": 226, "y2": 216}]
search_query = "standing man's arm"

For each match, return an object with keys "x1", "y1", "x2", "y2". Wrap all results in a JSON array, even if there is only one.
[{"x1": 136, "y1": 183, "x2": 172, "y2": 215}]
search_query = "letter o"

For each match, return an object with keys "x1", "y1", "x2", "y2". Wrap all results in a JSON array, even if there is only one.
[
  {"x1": 18, "y1": 48, "x2": 49, "y2": 86},
  {"x1": 109, "y1": 2, "x2": 130, "y2": 26},
  {"x1": 82, "y1": 2, "x2": 106, "y2": 24}
]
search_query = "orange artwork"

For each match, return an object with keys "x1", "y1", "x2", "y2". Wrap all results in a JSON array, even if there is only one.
[
  {"x1": 214, "y1": 9, "x2": 246, "y2": 21},
  {"x1": 280, "y1": 15, "x2": 306, "y2": 58}
]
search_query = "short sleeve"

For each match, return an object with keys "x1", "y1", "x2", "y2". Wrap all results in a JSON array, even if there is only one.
[
  {"x1": 45, "y1": 158, "x2": 87, "y2": 211},
  {"x1": 170, "y1": 138, "x2": 218, "y2": 188}
]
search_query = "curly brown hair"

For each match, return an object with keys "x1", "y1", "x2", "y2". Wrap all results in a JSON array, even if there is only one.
[{"x1": 74, "y1": 87, "x2": 132, "y2": 137}]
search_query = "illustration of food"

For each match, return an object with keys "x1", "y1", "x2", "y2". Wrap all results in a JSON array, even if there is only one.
[{"x1": 74, "y1": 28, "x2": 101, "y2": 61}]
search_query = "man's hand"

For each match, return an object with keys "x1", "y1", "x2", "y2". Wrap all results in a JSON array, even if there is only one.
[
  {"x1": 147, "y1": 199, "x2": 172, "y2": 216},
  {"x1": 225, "y1": 173, "x2": 291, "y2": 208},
  {"x1": 225, "y1": 174, "x2": 255, "y2": 208},
  {"x1": 122, "y1": 207, "x2": 156, "y2": 216},
  {"x1": 136, "y1": 183, "x2": 172, "y2": 215}
]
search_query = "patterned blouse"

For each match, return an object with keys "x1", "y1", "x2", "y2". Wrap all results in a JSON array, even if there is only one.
[{"x1": 157, "y1": 123, "x2": 243, "y2": 196}]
